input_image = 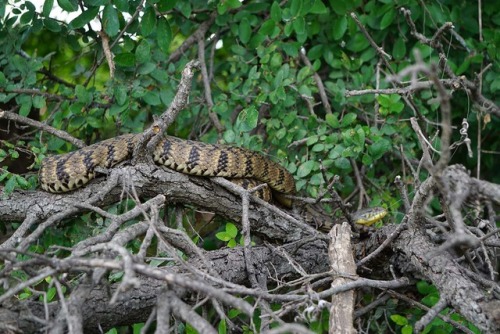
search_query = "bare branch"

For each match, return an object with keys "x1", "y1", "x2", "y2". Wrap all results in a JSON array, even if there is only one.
[{"x1": 0, "y1": 109, "x2": 86, "y2": 148}]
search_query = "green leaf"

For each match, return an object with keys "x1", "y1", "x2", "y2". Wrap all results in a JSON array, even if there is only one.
[
  {"x1": 270, "y1": 2, "x2": 282, "y2": 22},
  {"x1": 237, "y1": 106, "x2": 258, "y2": 132},
  {"x1": 157, "y1": 17, "x2": 172, "y2": 53},
  {"x1": 352, "y1": 128, "x2": 365, "y2": 147},
  {"x1": 273, "y1": 68, "x2": 284, "y2": 88},
  {"x1": 57, "y1": 0, "x2": 78, "y2": 12},
  {"x1": 402, "y1": 325, "x2": 413, "y2": 334},
  {"x1": 103, "y1": 4, "x2": 120, "y2": 37},
  {"x1": 157, "y1": 0, "x2": 176, "y2": 11},
  {"x1": 43, "y1": 0, "x2": 54, "y2": 16},
  {"x1": 4, "y1": 176, "x2": 18, "y2": 195},
  {"x1": 312, "y1": 143, "x2": 324, "y2": 152},
  {"x1": 87, "y1": 115, "x2": 104, "y2": 129},
  {"x1": 108, "y1": 104, "x2": 128, "y2": 117},
  {"x1": 32, "y1": 95, "x2": 46, "y2": 109},
  {"x1": 135, "y1": 40, "x2": 151, "y2": 64},
  {"x1": 114, "y1": 85, "x2": 127, "y2": 106},
  {"x1": 422, "y1": 294, "x2": 440, "y2": 307},
  {"x1": 377, "y1": 94, "x2": 391, "y2": 107},
  {"x1": 138, "y1": 62, "x2": 156, "y2": 75},
  {"x1": 416, "y1": 281, "x2": 438, "y2": 295},
  {"x1": 44, "y1": 18, "x2": 62, "y2": 32},
  {"x1": 68, "y1": 6, "x2": 99, "y2": 29},
  {"x1": 270, "y1": 53, "x2": 283, "y2": 68},
  {"x1": 331, "y1": 16, "x2": 347, "y2": 40},
  {"x1": 334, "y1": 157, "x2": 350, "y2": 169},
  {"x1": 346, "y1": 32, "x2": 370, "y2": 52},
  {"x1": 225, "y1": 0, "x2": 242, "y2": 9},
  {"x1": 259, "y1": 19, "x2": 277, "y2": 36},
  {"x1": 143, "y1": 91, "x2": 161, "y2": 106},
  {"x1": 231, "y1": 44, "x2": 247, "y2": 56},
  {"x1": 238, "y1": 18, "x2": 251, "y2": 44},
  {"x1": 293, "y1": 17, "x2": 305, "y2": 35},
  {"x1": 329, "y1": 0, "x2": 347, "y2": 15},
  {"x1": 177, "y1": 1, "x2": 192, "y2": 18},
  {"x1": 361, "y1": 154, "x2": 373, "y2": 165},
  {"x1": 114, "y1": 53, "x2": 135, "y2": 67},
  {"x1": 10, "y1": 150, "x2": 19, "y2": 159},
  {"x1": 217, "y1": 2, "x2": 229, "y2": 15},
  {"x1": 0, "y1": 72, "x2": 6, "y2": 87},
  {"x1": 218, "y1": 319, "x2": 227, "y2": 334},
  {"x1": 297, "y1": 160, "x2": 316, "y2": 178},
  {"x1": 248, "y1": 66, "x2": 260, "y2": 80},
  {"x1": 113, "y1": 0, "x2": 129, "y2": 11},
  {"x1": 47, "y1": 287, "x2": 57, "y2": 302},
  {"x1": 275, "y1": 127, "x2": 286, "y2": 139},
  {"x1": 380, "y1": 8, "x2": 395, "y2": 30},
  {"x1": 141, "y1": 7, "x2": 156, "y2": 37},
  {"x1": 310, "y1": 0, "x2": 328, "y2": 14},
  {"x1": 281, "y1": 42, "x2": 300, "y2": 57},
  {"x1": 369, "y1": 138, "x2": 391, "y2": 159},
  {"x1": 326, "y1": 113, "x2": 339, "y2": 128},
  {"x1": 0, "y1": 170, "x2": 9, "y2": 181},
  {"x1": 69, "y1": 115, "x2": 85, "y2": 129},
  {"x1": 228, "y1": 309, "x2": 241, "y2": 319},
  {"x1": 306, "y1": 136, "x2": 318, "y2": 146},
  {"x1": 75, "y1": 85, "x2": 92, "y2": 105},
  {"x1": 393, "y1": 37, "x2": 406, "y2": 60},
  {"x1": 284, "y1": 21, "x2": 293, "y2": 36},
  {"x1": 456, "y1": 58, "x2": 471, "y2": 75},
  {"x1": 130, "y1": 86, "x2": 148, "y2": 98},
  {"x1": 225, "y1": 223, "x2": 238, "y2": 238},
  {"x1": 18, "y1": 95, "x2": 32, "y2": 117},
  {"x1": 297, "y1": 66, "x2": 311, "y2": 82},
  {"x1": 19, "y1": 292, "x2": 32, "y2": 300},
  {"x1": 341, "y1": 113, "x2": 357, "y2": 127},
  {"x1": 84, "y1": 0, "x2": 107, "y2": 5},
  {"x1": 307, "y1": 45, "x2": 324, "y2": 60},
  {"x1": 290, "y1": 0, "x2": 303, "y2": 16},
  {"x1": 378, "y1": 94, "x2": 404, "y2": 115},
  {"x1": 223, "y1": 129, "x2": 236, "y2": 143},
  {"x1": 390, "y1": 314, "x2": 408, "y2": 326},
  {"x1": 298, "y1": 84, "x2": 311, "y2": 97},
  {"x1": 216, "y1": 232, "x2": 231, "y2": 242}
]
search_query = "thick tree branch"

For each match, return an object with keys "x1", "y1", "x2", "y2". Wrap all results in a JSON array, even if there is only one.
[{"x1": 0, "y1": 164, "x2": 321, "y2": 244}]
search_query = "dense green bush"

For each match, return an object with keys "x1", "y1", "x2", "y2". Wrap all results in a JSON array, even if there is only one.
[{"x1": 0, "y1": 0, "x2": 498, "y2": 332}]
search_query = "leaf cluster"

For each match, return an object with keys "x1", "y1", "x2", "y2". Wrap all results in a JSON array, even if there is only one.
[{"x1": 0, "y1": 0, "x2": 498, "y2": 332}]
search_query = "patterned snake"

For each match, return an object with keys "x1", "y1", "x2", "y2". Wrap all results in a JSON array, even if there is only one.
[{"x1": 39, "y1": 134, "x2": 296, "y2": 207}]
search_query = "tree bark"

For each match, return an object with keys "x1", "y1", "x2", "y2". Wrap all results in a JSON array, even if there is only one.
[{"x1": 329, "y1": 223, "x2": 356, "y2": 334}]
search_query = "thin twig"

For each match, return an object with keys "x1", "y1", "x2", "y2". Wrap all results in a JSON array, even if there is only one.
[
  {"x1": 0, "y1": 109, "x2": 85, "y2": 148},
  {"x1": 299, "y1": 48, "x2": 332, "y2": 114}
]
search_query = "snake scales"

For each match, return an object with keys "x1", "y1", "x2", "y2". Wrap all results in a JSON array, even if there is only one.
[{"x1": 39, "y1": 134, "x2": 296, "y2": 206}]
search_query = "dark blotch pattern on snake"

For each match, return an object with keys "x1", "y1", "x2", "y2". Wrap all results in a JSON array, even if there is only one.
[{"x1": 39, "y1": 134, "x2": 296, "y2": 207}]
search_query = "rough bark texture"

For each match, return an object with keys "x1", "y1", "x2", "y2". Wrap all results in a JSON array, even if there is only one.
[
  {"x1": 0, "y1": 243, "x2": 329, "y2": 333},
  {"x1": 0, "y1": 163, "x2": 321, "y2": 249},
  {"x1": 393, "y1": 228, "x2": 495, "y2": 332},
  {"x1": 1, "y1": 164, "x2": 499, "y2": 333},
  {"x1": 329, "y1": 223, "x2": 356, "y2": 334}
]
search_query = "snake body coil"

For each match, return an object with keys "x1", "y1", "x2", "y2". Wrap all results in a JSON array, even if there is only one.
[{"x1": 39, "y1": 134, "x2": 296, "y2": 206}]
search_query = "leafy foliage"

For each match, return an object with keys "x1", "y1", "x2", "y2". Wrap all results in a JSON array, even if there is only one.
[{"x1": 0, "y1": 0, "x2": 498, "y2": 332}]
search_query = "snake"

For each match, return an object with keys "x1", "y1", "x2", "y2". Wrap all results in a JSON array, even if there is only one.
[
  {"x1": 39, "y1": 134, "x2": 296, "y2": 207},
  {"x1": 39, "y1": 134, "x2": 388, "y2": 224}
]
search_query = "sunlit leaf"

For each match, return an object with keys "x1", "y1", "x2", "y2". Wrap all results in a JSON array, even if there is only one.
[
  {"x1": 141, "y1": 6, "x2": 156, "y2": 36},
  {"x1": 157, "y1": 17, "x2": 172, "y2": 53},
  {"x1": 68, "y1": 6, "x2": 99, "y2": 29},
  {"x1": 57, "y1": 0, "x2": 77, "y2": 12},
  {"x1": 103, "y1": 4, "x2": 120, "y2": 37}
]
